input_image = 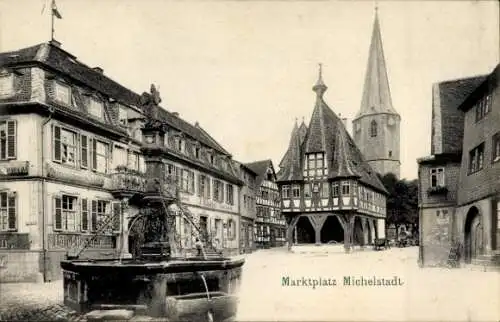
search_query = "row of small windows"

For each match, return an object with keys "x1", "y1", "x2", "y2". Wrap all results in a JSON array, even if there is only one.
[
  {"x1": 165, "y1": 163, "x2": 235, "y2": 205},
  {"x1": 281, "y1": 182, "x2": 384, "y2": 203},
  {"x1": 0, "y1": 72, "x2": 129, "y2": 126},
  {"x1": 468, "y1": 132, "x2": 500, "y2": 175}
]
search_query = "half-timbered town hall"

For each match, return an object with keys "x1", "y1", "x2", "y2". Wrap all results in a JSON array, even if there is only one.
[{"x1": 276, "y1": 67, "x2": 389, "y2": 252}]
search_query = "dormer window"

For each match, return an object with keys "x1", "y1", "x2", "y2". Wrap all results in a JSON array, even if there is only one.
[
  {"x1": 89, "y1": 98, "x2": 103, "y2": 118},
  {"x1": 55, "y1": 82, "x2": 71, "y2": 105},
  {"x1": 210, "y1": 154, "x2": 215, "y2": 165},
  {"x1": 118, "y1": 106, "x2": 128, "y2": 126},
  {"x1": 0, "y1": 73, "x2": 14, "y2": 98},
  {"x1": 306, "y1": 153, "x2": 325, "y2": 177}
]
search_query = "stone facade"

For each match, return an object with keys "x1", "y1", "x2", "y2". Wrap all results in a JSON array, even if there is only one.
[
  {"x1": 0, "y1": 40, "x2": 247, "y2": 282},
  {"x1": 418, "y1": 64, "x2": 500, "y2": 268}
]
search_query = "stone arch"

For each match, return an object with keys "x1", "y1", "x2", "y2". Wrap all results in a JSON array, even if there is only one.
[
  {"x1": 296, "y1": 216, "x2": 315, "y2": 244},
  {"x1": 464, "y1": 206, "x2": 483, "y2": 263}
]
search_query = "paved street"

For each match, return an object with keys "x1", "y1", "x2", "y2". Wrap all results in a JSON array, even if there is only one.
[{"x1": 0, "y1": 247, "x2": 499, "y2": 321}]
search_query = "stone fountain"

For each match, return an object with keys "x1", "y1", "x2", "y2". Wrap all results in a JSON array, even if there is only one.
[{"x1": 60, "y1": 86, "x2": 245, "y2": 322}]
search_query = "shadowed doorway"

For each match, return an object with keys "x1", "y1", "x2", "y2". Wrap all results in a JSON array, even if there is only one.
[
  {"x1": 464, "y1": 206, "x2": 483, "y2": 263},
  {"x1": 296, "y1": 216, "x2": 315, "y2": 244},
  {"x1": 320, "y1": 215, "x2": 344, "y2": 244}
]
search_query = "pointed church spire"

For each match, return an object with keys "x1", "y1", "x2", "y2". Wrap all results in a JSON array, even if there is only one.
[
  {"x1": 355, "y1": 8, "x2": 398, "y2": 119},
  {"x1": 313, "y1": 63, "x2": 327, "y2": 97}
]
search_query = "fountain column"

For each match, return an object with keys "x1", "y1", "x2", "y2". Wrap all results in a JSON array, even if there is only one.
[{"x1": 119, "y1": 197, "x2": 132, "y2": 259}]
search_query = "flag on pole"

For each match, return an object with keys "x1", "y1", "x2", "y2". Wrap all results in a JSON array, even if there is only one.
[{"x1": 52, "y1": 0, "x2": 62, "y2": 19}]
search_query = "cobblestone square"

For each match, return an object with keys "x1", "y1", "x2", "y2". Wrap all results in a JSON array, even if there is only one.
[{"x1": 1, "y1": 247, "x2": 499, "y2": 321}]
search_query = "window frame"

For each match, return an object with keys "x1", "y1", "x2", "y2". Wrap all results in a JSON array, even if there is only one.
[
  {"x1": 0, "y1": 191, "x2": 17, "y2": 232},
  {"x1": 370, "y1": 120, "x2": 378, "y2": 137},
  {"x1": 54, "y1": 81, "x2": 71, "y2": 105},
  {"x1": 468, "y1": 143, "x2": 485, "y2": 174},
  {"x1": 89, "y1": 97, "x2": 104, "y2": 119},
  {"x1": 281, "y1": 185, "x2": 290, "y2": 199},
  {"x1": 0, "y1": 120, "x2": 17, "y2": 160},
  {"x1": 492, "y1": 133, "x2": 500, "y2": 164},
  {"x1": 430, "y1": 167, "x2": 445, "y2": 188},
  {"x1": 0, "y1": 73, "x2": 14, "y2": 98}
]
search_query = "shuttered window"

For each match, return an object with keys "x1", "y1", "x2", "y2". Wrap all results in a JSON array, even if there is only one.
[
  {"x1": 81, "y1": 198, "x2": 89, "y2": 232},
  {"x1": 0, "y1": 192, "x2": 16, "y2": 231},
  {"x1": 0, "y1": 120, "x2": 16, "y2": 160},
  {"x1": 81, "y1": 135, "x2": 88, "y2": 169}
]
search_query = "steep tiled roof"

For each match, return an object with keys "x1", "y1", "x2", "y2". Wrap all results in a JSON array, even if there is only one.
[
  {"x1": 277, "y1": 71, "x2": 388, "y2": 194},
  {"x1": 355, "y1": 11, "x2": 398, "y2": 120},
  {"x1": 245, "y1": 159, "x2": 275, "y2": 187},
  {"x1": 0, "y1": 42, "x2": 231, "y2": 155},
  {"x1": 276, "y1": 121, "x2": 303, "y2": 182},
  {"x1": 431, "y1": 75, "x2": 487, "y2": 154}
]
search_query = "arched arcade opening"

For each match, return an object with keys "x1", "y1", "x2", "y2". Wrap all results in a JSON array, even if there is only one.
[
  {"x1": 296, "y1": 216, "x2": 315, "y2": 244},
  {"x1": 320, "y1": 215, "x2": 344, "y2": 244},
  {"x1": 464, "y1": 206, "x2": 483, "y2": 263}
]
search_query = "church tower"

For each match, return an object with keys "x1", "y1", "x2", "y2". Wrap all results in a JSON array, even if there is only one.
[{"x1": 352, "y1": 9, "x2": 401, "y2": 179}]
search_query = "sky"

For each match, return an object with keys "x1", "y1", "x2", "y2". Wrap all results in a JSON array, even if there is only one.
[{"x1": 0, "y1": 0, "x2": 498, "y2": 180}]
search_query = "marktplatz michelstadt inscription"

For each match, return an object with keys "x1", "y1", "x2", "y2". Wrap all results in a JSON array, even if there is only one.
[{"x1": 282, "y1": 276, "x2": 404, "y2": 289}]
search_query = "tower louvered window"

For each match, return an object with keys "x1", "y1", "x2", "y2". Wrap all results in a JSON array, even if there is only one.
[{"x1": 370, "y1": 120, "x2": 378, "y2": 137}]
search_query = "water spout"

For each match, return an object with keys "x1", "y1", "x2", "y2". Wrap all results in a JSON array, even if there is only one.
[{"x1": 200, "y1": 273, "x2": 214, "y2": 322}]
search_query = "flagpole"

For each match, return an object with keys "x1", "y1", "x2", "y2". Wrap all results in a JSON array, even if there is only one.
[{"x1": 51, "y1": 0, "x2": 55, "y2": 41}]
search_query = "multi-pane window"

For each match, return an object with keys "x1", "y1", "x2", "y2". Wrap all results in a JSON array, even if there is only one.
[
  {"x1": 321, "y1": 183, "x2": 329, "y2": 197},
  {"x1": 304, "y1": 184, "x2": 311, "y2": 198},
  {"x1": 227, "y1": 219, "x2": 236, "y2": 240},
  {"x1": 95, "y1": 141, "x2": 109, "y2": 173},
  {"x1": 113, "y1": 146, "x2": 127, "y2": 168},
  {"x1": 281, "y1": 185, "x2": 290, "y2": 199},
  {"x1": 55, "y1": 82, "x2": 71, "y2": 104},
  {"x1": 469, "y1": 143, "x2": 485, "y2": 174},
  {"x1": 89, "y1": 98, "x2": 103, "y2": 118},
  {"x1": 492, "y1": 133, "x2": 500, "y2": 163},
  {"x1": 475, "y1": 93, "x2": 492, "y2": 122},
  {"x1": 213, "y1": 180, "x2": 224, "y2": 202},
  {"x1": 430, "y1": 168, "x2": 445, "y2": 188},
  {"x1": 306, "y1": 153, "x2": 325, "y2": 176},
  {"x1": 181, "y1": 169, "x2": 195, "y2": 193},
  {"x1": 128, "y1": 151, "x2": 139, "y2": 171},
  {"x1": 0, "y1": 74, "x2": 14, "y2": 97},
  {"x1": 0, "y1": 120, "x2": 16, "y2": 160},
  {"x1": 0, "y1": 191, "x2": 16, "y2": 231},
  {"x1": 226, "y1": 184, "x2": 234, "y2": 205},
  {"x1": 262, "y1": 190, "x2": 268, "y2": 200},
  {"x1": 198, "y1": 174, "x2": 207, "y2": 197},
  {"x1": 341, "y1": 181, "x2": 350, "y2": 195},
  {"x1": 57, "y1": 128, "x2": 77, "y2": 166},
  {"x1": 90, "y1": 200, "x2": 110, "y2": 233},
  {"x1": 370, "y1": 120, "x2": 378, "y2": 137},
  {"x1": 61, "y1": 195, "x2": 78, "y2": 232},
  {"x1": 291, "y1": 185, "x2": 300, "y2": 198},
  {"x1": 332, "y1": 183, "x2": 339, "y2": 197}
]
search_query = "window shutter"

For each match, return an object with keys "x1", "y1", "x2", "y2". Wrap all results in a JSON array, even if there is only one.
[
  {"x1": 81, "y1": 135, "x2": 88, "y2": 169},
  {"x1": 54, "y1": 196, "x2": 62, "y2": 231},
  {"x1": 112, "y1": 201, "x2": 122, "y2": 233},
  {"x1": 6, "y1": 120, "x2": 16, "y2": 159},
  {"x1": 207, "y1": 178, "x2": 211, "y2": 200},
  {"x1": 91, "y1": 138, "x2": 97, "y2": 170},
  {"x1": 91, "y1": 200, "x2": 98, "y2": 232},
  {"x1": 53, "y1": 125, "x2": 61, "y2": 162},
  {"x1": 7, "y1": 193, "x2": 16, "y2": 231},
  {"x1": 81, "y1": 198, "x2": 89, "y2": 232},
  {"x1": 197, "y1": 174, "x2": 202, "y2": 197}
]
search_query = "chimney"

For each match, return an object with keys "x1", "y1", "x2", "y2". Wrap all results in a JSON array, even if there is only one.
[
  {"x1": 49, "y1": 39, "x2": 62, "y2": 48},
  {"x1": 342, "y1": 117, "x2": 348, "y2": 127},
  {"x1": 172, "y1": 112, "x2": 179, "y2": 117},
  {"x1": 93, "y1": 67, "x2": 104, "y2": 74}
]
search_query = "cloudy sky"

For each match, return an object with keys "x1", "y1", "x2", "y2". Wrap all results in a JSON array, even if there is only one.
[{"x1": 1, "y1": 0, "x2": 498, "y2": 180}]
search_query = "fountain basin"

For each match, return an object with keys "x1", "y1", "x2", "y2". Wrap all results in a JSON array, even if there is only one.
[{"x1": 60, "y1": 256, "x2": 244, "y2": 321}]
